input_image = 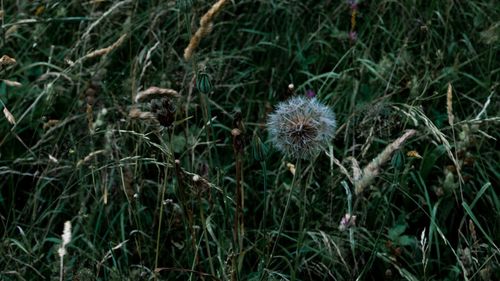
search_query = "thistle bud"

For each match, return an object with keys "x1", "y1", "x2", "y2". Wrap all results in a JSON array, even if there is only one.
[{"x1": 196, "y1": 71, "x2": 212, "y2": 94}]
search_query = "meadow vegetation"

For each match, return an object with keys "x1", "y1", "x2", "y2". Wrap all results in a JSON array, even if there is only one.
[{"x1": 0, "y1": 0, "x2": 499, "y2": 280}]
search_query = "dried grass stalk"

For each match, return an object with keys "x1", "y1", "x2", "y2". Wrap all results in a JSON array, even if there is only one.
[
  {"x1": 347, "y1": 156, "x2": 362, "y2": 181},
  {"x1": 286, "y1": 162, "x2": 296, "y2": 176},
  {"x1": 0, "y1": 55, "x2": 16, "y2": 66},
  {"x1": 393, "y1": 104, "x2": 463, "y2": 183},
  {"x1": 2, "y1": 79, "x2": 22, "y2": 87},
  {"x1": 43, "y1": 119, "x2": 60, "y2": 130},
  {"x1": 355, "y1": 129, "x2": 417, "y2": 195},
  {"x1": 200, "y1": 0, "x2": 228, "y2": 26},
  {"x1": 134, "y1": 87, "x2": 180, "y2": 103},
  {"x1": 3, "y1": 107, "x2": 16, "y2": 125},
  {"x1": 82, "y1": 33, "x2": 127, "y2": 60},
  {"x1": 474, "y1": 92, "x2": 493, "y2": 120},
  {"x1": 77, "y1": 149, "x2": 107, "y2": 166},
  {"x1": 5, "y1": 25, "x2": 19, "y2": 38},
  {"x1": 331, "y1": 156, "x2": 353, "y2": 183},
  {"x1": 183, "y1": 0, "x2": 229, "y2": 60},
  {"x1": 447, "y1": 83, "x2": 454, "y2": 125},
  {"x1": 128, "y1": 108, "x2": 156, "y2": 120},
  {"x1": 183, "y1": 23, "x2": 213, "y2": 61}
]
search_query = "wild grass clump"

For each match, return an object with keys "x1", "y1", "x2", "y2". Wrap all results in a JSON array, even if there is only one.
[{"x1": 1, "y1": 0, "x2": 499, "y2": 280}]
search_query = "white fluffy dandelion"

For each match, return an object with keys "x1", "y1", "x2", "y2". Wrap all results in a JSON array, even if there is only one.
[{"x1": 267, "y1": 96, "x2": 336, "y2": 159}]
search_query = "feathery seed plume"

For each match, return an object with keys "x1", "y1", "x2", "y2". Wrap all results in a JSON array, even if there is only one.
[{"x1": 267, "y1": 96, "x2": 336, "y2": 159}]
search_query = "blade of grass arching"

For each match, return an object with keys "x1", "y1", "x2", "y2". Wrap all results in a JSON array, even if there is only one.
[
  {"x1": 397, "y1": 180, "x2": 472, "y2": 280},
  {"x1": 462, "y1": 202, "x2": 500, "y2": 252},
  {"x1": 419, "y1": 145, "x2": 446, "y2": 180},
  {"x1": 458, "y1": 72, "x2": 489, "y2": 90},
  {"x1": 93, "y1": 204, "x2": 105, "y2": 246},
  {"x1": 484, "y1": 160, "x2": 500, "y2": 213},
  {"x1": 358, "y1": 180, "x2": 398, "y2": 279},
  {"x1": 205, "y1": 214, "x2": 229, "y2": 281},
  {"x1": 7, "y1": 238, "x2": 30, "y2": 255},
  {"x1": 357, "y1": 59, "x2": 391, "y2": 85},
  {"x1": 296, "y1": 71, "x2": 341, "y2": 93},
  {"x1": 428, "y1": 199, "x2": 442, "y2": 270},
  {"x1": 198, "y1": 197, "x2": 216, "y2": 277},
  {"x1": 119, "y1": 204, "x2": 129, "y2": 267},
  {"x1": 376, "y1": 252, "x2": 419, "y2": 281},
  {"x1": 469, "y1": 182, "x2": 491, "y2": 209},
  {"x1": 411, "y1": 172, "x2": 442, "y2": 269}
]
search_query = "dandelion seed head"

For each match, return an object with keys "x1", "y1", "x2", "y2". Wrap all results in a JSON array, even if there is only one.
[{"x1": 267, "y1": 96, "x2": 336, "y2": 159}]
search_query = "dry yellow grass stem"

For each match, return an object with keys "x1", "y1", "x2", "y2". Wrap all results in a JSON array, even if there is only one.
[
  {"x1": 286, "y1": 162, "x2": 296, "y2": 176},
  {"x1": 43, "y1": 119, "x2": 60, "y2": 130},
  {"x1": 392, "y1": 104, "x2": 463, "y2": 184},
  {"x1": 3, "y1": 107, "x2": 16, "y2": 125},
  {"x1": 2, "y1": 79, "x2": 22, "y2": 87},
  {"x1": 128, "y1": 108, "x2": 156, "y2": 120},
  {"x1": 134, "y1": 87, "x2": 180, "y2": 103},
  {"x1": 446, "y1": 83, "x2": 454, "y2": 125},
  {"x1": 82, "y1": 33, "x2": 127, "y2": 60},
  {"x1": 0, "y1": 55, "x2": 16, "y2": 66},
  {"x1": 184, "y1": 0, "x2": 229, "y2": 61},
  {"x1": 76, "y1": 149, "x2": 107, "y2": 167},
  {"x1": 355, "y1": 129, "x2": 417, "y2": 195}
]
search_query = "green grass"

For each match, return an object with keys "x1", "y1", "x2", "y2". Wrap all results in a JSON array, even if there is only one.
[{"x1": 1, "y1": 0, "x2": 499, "y2": 280}]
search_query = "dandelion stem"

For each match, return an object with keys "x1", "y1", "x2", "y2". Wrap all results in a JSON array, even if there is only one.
[
  {"x1": 59, "y1": 255, "x2": 64, "y2": 281},
  {"x1": 293, "y1": 162, "x2": 312, "y2": 281},
  {"x1": 262, "y1": 158, "x2": 301, "y2": 281}
]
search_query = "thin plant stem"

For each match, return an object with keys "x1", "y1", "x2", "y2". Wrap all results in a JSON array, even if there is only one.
[
  {"x1": 293, "y1": 163, "x2": 313, "y2": 280},
  {"x1": 341, "y1": 181, "x2": 356, "y2": 272},
  {"x1": 258, "y1": 160, "x2": 268, "y2": 230},
  {"x1": 261, "y1": 158, "x2": 301, "y2": 281},
  {"x1": 199, "y1": 194, "x2": 216, "y2": 277},
  {"x1": 59, "y1": 255, "x2": 64, "y2": 281},
  {"x1": 154, "y1": 130, "x2": 173, "y2": 278}
]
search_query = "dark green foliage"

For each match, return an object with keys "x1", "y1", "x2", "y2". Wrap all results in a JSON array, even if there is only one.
[{"x1": 0, "y1": 0, "x2": 499, "y2": 280}]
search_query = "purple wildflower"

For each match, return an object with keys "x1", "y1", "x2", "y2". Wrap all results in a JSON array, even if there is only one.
[
  {"x1": 306, "y1": 89, "x2": 316, "y2": 98},
  {"x1": 339, "y1": 213, "x2": 357, "y2": 231},
  {"x1": 347, "y1": 0, "x2": 358, "y2": 10},
  {"x1": 348, "y1": 31, "x2": 358, "y2": 43}
]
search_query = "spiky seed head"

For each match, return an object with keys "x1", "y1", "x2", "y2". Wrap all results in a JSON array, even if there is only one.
[
  {"x1": 267, "y1": 96, "x2": 336, "y2": 159},
  {"x1": 58, "y1": 220, "x2": 72, "y2": 258}
]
